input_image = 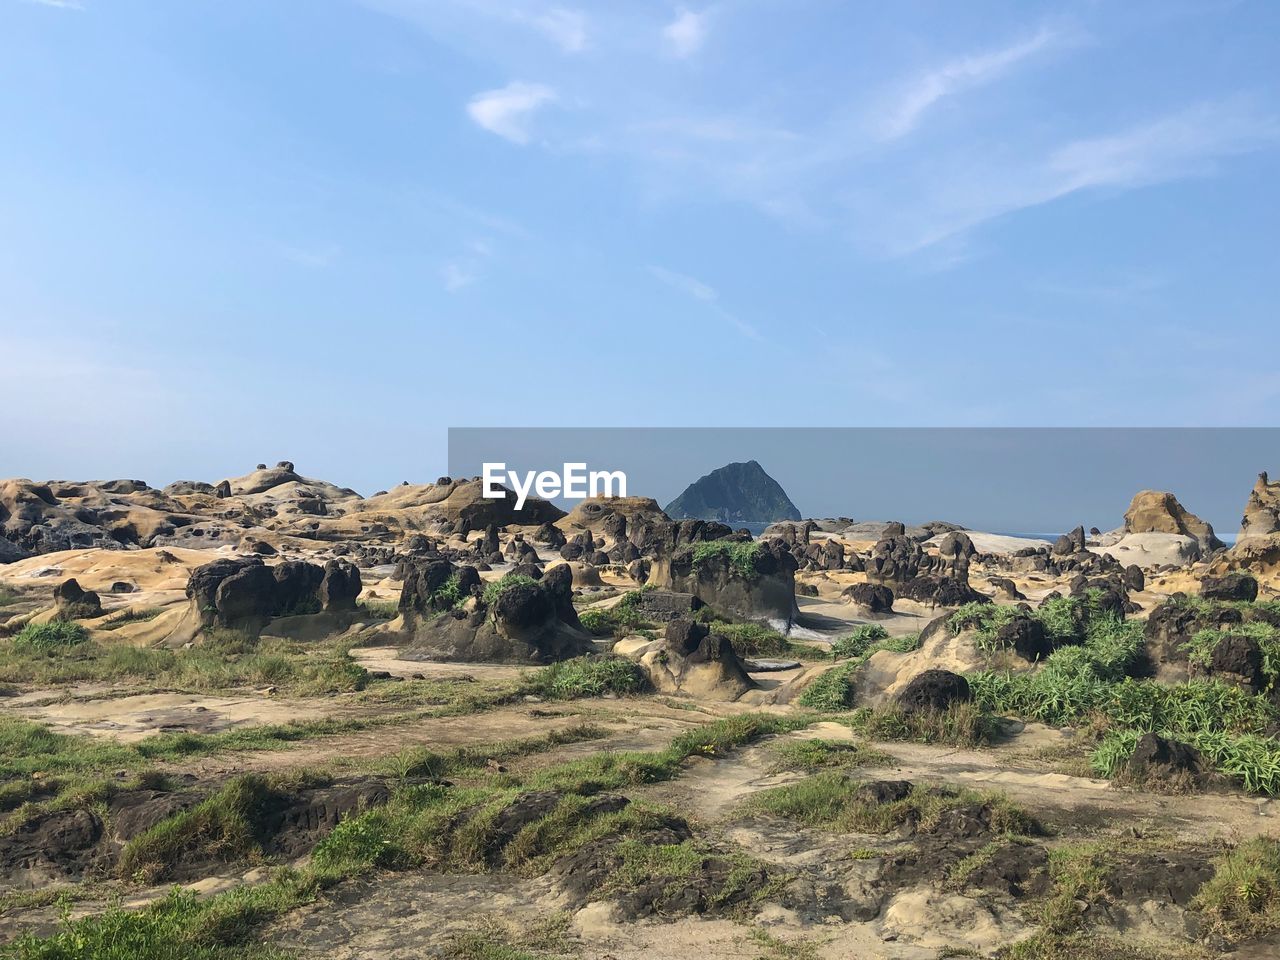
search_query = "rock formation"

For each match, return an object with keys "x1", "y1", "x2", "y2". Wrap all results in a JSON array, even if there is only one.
[
  {"x1": 1122, "y1": 490, "x2": 1223, "y2": 552},
  {"x1": 617, "y1": 619, "x2": 756, "y2": 702},
  {"x1": 1241, "y1": 472, "x2": 1280, "y2": 539},
  {"x1": 664, "y1": 461, "x2": 800, "y2": 525}
]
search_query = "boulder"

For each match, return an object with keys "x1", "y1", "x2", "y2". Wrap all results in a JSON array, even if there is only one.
[
  {"x1": 649, "y1": 540, "x2": 797, "y2": 626},
  {"x1": 841, "y1": 582, "x2": 895, "y2": 615},
  {"x1": 1201, "y1": 573, "x2": 1258, "y2": 603},
  {"x1": 1123, "y1": 490, "x2": 1223, "y2": 552},
  {"x1": 628, "y1": 619, "x2": 757, "y2": 702},
  {"x1": 896, "y1": 670, "x2": 971, "y2": 713},
  {"x1": 1241, "y1": 472, "x2": 1280, "y2": 539},
  {"x1": 53, "y1": 578, "x2": 102, "y2": 620},
  {"x1": 1124, "y1": 733, "x2": 1208, "y2": 786},
  {"x1": 896, "y1": 576, "x2": 986, "y2": 609}
]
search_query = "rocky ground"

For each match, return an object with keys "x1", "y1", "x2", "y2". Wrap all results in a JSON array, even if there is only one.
[{"x1": 3, "y1": 465, "x2": 1280, "y2": 959}]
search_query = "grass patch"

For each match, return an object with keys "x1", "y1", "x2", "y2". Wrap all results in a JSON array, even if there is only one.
[
  {"x1": 742, "y1": 772, "x2": 1036, "y2": 836},
  {"x1": 1194, "y1": 837, "x2": 1280, "y2": 941},
  {"x1": 768, "y1": 738, "x2": 889, "y2": 773},
  {"x1": 523, "y1": 656, "x2": 647, "y2": 699},
  {"x1": 481, "y1": 574, "x2": 539, "y2": 607},
  {"x1": 4, "y1": 714, "x2": 807, "y2": 957},
  {"x1": 844, "y1": 701, "x2": 1000, "y2": 748},
  {"x1": 96, "y1": 608, "x2": 166, "y2": 631},
  {"x1": 689, "y1": 540, "x2": 762, "y2": 580},
  {"x1": 11, "y1": 621, "x2": 88, "y2": 652}
]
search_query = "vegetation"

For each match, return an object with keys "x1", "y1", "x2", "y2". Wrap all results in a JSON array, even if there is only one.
[
  {"x1": 1194, "y1": 837, "x2": 1280, "y2": 941},
  {"x1": 11, "y1": 621, "x2": 88, "y2": 652},
  {"x1": 0, "y1": 585, "x2": 20, "y2": 608},
  {"x1": 3, "y1": 714, "x2": 806, "y2": 958},
  {"x1": 523, "y1": 656, "x2": 648, "y2": 699},
  {"x1": 0, "y1": 630, "x2": 369, "y2": 695},
  {"x1": 797, "y1": 629, "x2": 921, "y2": 712},
  {"x1": 768, "y1": 738, "x2": 889, "y2": 773},
  {"x1": 481, "y1": 574, "x2": 539, "y2": 606},
  {"x1": 1185, "y1": 620, "x2": 1280, "y2": 693},
  {"x1": 689, "y1": 540, "x2": 762, "y2": 579},
  {"x1": 843, "y1": 702, "x2": 1000, "y2": 748},
  {"x1": 577, "y1": 588, "x2": 651, "y2": 637},
  {"x1": 742, "y1": 772, "x2": 1036, "y2": 836},
  {"x1": 96, "y1": 607, "x2": 166, "y2": 631}
]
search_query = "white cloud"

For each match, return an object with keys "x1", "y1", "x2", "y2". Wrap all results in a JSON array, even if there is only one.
[
  {"x1": 23, "y1": 0, "x2": 83, "y2": 8},
  {"x1": 525, "y1": 6, "x2": 587, "y2": 53},
  {"x1": 441, "y1": 262, "x2": 477, "y2": 292},
  {"x1": 871, "y1": 99, "x2": 1278, "y2": 254},
  {"x1": 648, "y1": 265, "x2": 761, "y2": 340},
  {"x1": 877, "y1": 28, "x2": 1060, "y2": 140},
  {"x1": 648, "y1": 265, "x2": 716, "y2": 301},
  {"x1": 466, "y1": 82, "x2": 557, "y2": 144},
  {"x1": 663, "y1": 8, "x2": 707, "y2": 58}
]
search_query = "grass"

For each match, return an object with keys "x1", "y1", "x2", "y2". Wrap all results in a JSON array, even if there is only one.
[
  {"x1": 1194, "y1": 837, "x2": 1280, "y2": 941},
  {"x1": 1185, "y1": 620, "x2": 1280, "y2": 692},
  {"x1": 522, "y1": 656, "x2": 648, "y2": 699},
  {"x1": 712, "y1": 622, "x2": 827, "y2": 661},
  {"x1": 795, "y1": 630, "x2": 922, "y2": 712},
  {"x1": 11, "y1": 621, "x2": 88, "y2": 652},
  {"x1": 0, "y1": 585, "x2": 20, "y2": 608},
  {"x1": 796, "y1": 663, "x2": 858, "y2": 712},
  {"x1": 96, "y1": 608, "x2": 166, "y2": 631},
  {"x1": 767, "y1": 738, "x2": 889, "y2": 773},
  {"x1": 0, "y1": 631, "x2": 370, "y2": 695},
  {"x1": 117, "y1": 774, "x2": 288, "y2": 883},
  {"x1": 741, "y1": 771, "x2": 1037, "y2": 836},
  {"x1": 843, "y1": 702, "x2": 1000, "y2": 748},
  {"x1": 481, "y1": 574, "x2": 539, "y2": 607},
  {"x1": 577, "y1": 590, "x2": 651, "y2": 637},
  {"x1": 689, "y1": 540, "x2": 762, "y2": 580},
  {"x1": 4, "y1": 713, "x2": 806, "y2": 958}
]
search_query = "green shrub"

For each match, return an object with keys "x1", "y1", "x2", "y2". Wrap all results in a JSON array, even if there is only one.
[
  {"x1": 830, "y1": 624, "x2": 889, "y2": 660},
  {"x1": 689, "y1": 540, "x2": 762, "y2": 579},
  {"x1": 525, "y1": 656, "x2": 648, "y2": 699},
  {"x1": 797, "y1": 663, "x2": 858, "y2": 712},
  {"x1": 1195, "y1": 837, "x2": 1280, "y2": 939},
  {"x1": 12, "y1": 621, "x2": 89, "y2": 652},
  {"x1": 481, "y1": 574, "x2": 539, "y2": 606}
]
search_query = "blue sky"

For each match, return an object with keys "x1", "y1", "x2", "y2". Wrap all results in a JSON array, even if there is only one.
[{"x1": 1, "y1": 0, "x2": 1277, "y2": 494}]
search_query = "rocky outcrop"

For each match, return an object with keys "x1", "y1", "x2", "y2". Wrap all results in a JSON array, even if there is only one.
[
  {"x1": 842, "y1": 582, "x2": 895, "y2": 615},
  {"x1": 1241, "y1": 472, "x2": 1280, "y2": 539},
  {"x1": 896, "y1": 576, "x2": 986, "y2": 609},
  {"x1": 53, "y1": 578, "x2": 102, "y2": 620},
  {"x1": 649, "y1": 540, "x2": 797, "y2": 626},
  {"x1": 398, "y1": 561, "x2": 594, "y2": 664},
  {"x1": 618, "y1": 619, "x2": 756, "y2": 702},
  {"x1": 1123, "y1": 490, "x2": 1223, "y2": 552},
  {"x1": 664, "y1": 460, "x2": 800, "y2": 525},
  {"x1": 558, "y1": 497, "x2": 668, "y2": 537},
  {"x1": 170, "y1": 556, "x2": 363, "y2": 641},
  {"x1": 1200, "y1": 573, "x2": 1258, "y2": 603},
  {"x1": 896, "y1": 670, "x2": 971, "y2": 713}
]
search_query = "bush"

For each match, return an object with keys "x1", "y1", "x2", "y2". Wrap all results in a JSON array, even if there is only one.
[
  {"x1": 481, "y1": 574, "x2": 539, "y2": 606},
  {"x1": 689, "y1": 540, "x2": 761, "y2": 579},
  {"x1": 12, "y1": 621, "x2": 89, "y2": 652},
  {"x1": 1195, "y1": 837, "x2": 1280, "y2": 939},
  {"x1": 525, "y1": 656, "x2": 648, "y2": 699},
  {"x1": 830, "y1": 624, "x2": 889, "y2": 660},
  {"x1": 797, "y1": 663, "x2": 857, "y2": 712}
]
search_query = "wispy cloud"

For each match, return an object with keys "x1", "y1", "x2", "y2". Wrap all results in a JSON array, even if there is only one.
[
  {"x1": 648, "y1": 265, "x2": 761, "y2": 340},
  {"x1": 523, "y1": 6, "x2": 587, "y2": 53},
  {"x1": 441, "y1": 238, "x2": 495, "y2": 292},
  {"x1": 23, "y1": 0, "x2": 84, "y2": 8},
  {"x1": 441, "y1": 262, "x2": 477, "y2": 292},
  {"x1": 880, "y1": 98, "x2": 1278, "y2": 253},
  {"x1": 876, "y1": 27, "x2": 1062, "y2": 140},
  {"x1": 663, "y1": 8, "x2": 707, "y2": 58},
  {"x1": 466, "y1": 82, "x2": 557, "y2": 144}
]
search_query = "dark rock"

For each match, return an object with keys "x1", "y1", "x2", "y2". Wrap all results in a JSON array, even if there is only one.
[
  {"x1": 1125, "y1": 733, "x2": 1208, "y2": 785},
  {"x1": 54, "y1": 578, "x2": 102, "y2": 619},
  {"x1": 1200, "y1": 573, "x2": 1259, "y2": 603},
  {"x1": 841, "y1": 582, "x2": 894, "y2": 614},
  {"x1": 896, "y1": 670, "x2": 971, "y2": 713}
]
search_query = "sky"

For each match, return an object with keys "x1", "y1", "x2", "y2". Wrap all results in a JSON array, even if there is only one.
[{"x1": 1, "y1": 0, "x2": 1278, "y2": 496}]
